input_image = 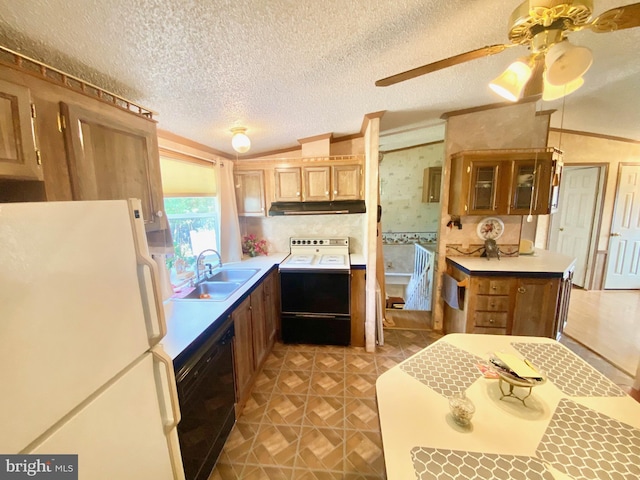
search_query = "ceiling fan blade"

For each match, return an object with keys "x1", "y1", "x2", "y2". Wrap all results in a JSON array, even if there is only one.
[
  {"x1": 588, "y1": 2, "x2": 640, "y2": 32},
  {"x1": 375, "y1": 44, "x2": 510, "y2": 87}
]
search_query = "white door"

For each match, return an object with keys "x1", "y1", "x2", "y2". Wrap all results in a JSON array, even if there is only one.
[
  {"x1": 551, "y1": 167, "x2": 600, "y2": 287},
  {"x1": 605, "y1": 165, "x2": 640, "y2": 289},
  {"x1": 0, "y1": 200, "x2": 163, "y2": 452},
  {"x1": 30, "y1": 352, "x2": 184, "y2": 480}
]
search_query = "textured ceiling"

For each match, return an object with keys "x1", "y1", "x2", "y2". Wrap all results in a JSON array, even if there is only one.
[{"x1": 0, "y1": 0, "x2": 638, "y2": 156}]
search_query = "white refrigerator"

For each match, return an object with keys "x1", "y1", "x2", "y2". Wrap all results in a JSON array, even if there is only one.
[{"x1": 0, "y1": 199, "x2": 185, "y2": 479}]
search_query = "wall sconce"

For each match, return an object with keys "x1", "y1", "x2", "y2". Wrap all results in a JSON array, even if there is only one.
[
  {"x1": 489, "y1": 58, "x2": 533, "y2": 102},
  {"x1": 231, "y1": 127, "x2": 251, "y2": 153}
]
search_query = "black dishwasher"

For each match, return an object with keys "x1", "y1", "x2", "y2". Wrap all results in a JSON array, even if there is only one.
[{"x1": 175, "y1": 316, "x2": 236, "y2": 480}]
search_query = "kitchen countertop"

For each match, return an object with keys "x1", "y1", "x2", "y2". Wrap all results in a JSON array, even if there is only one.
[
  {"x1": 447, "y1": 250, "x2": 575, "y2": 278},
  {"x1": 376, "y1": 333, "x2": 640, "y2": 480},
  {"x1": 162, "y1": 250, "x2": 366, "y2": 362},
  {"x1": 161, "y1": 253, "x2": 288, "y2": 361}
]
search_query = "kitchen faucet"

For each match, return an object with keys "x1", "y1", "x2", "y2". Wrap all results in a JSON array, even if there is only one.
[{"x1": 195, "y1": 249, "x2": 222, "y2": 283}]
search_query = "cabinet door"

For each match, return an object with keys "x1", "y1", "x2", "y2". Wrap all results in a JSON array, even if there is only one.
[
  {"x1": 263, "y1": 270, "x2": 279, "y2": 345},
  {"x1": 350, "y1": 269, "x2": 366, "y2": 347},
  {"x1": 467, "y1": 160, "x2": 505, "y2": 215},
  {"x1": 332, "y1": 164, "x2": 362, "y2": 200},
  {"x1": 232, "y1": 296, "x2": 254, "y2": 404},
  {"x1": 511, "y1": 278, "x2": 559, "y2": 337},
  {"x1": 509, "y1": 158, "x2": 552, "y2": 214},
  {"x1": 234, "y1": 170, "x2": 265, "y2": 216},
  {"x1": 274, "y1": 167, "x2": 302, "y2": 202},
  {"x1": 303, "y1": 165, "x2": 331, "y2": 201},
  {"x1": 0, "y1": 79, "x2": 42, "y2": 180},
  {"x1": 250, "y1": 282, "x2": 268, "y2": 370},
  {"x1": 60, "y1": 102, "x2": 166, "y2": 232}
]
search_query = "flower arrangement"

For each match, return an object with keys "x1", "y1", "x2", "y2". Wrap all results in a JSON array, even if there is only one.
[{"x1": 242, "y1": 234, "x2": 268, "y2": 257}]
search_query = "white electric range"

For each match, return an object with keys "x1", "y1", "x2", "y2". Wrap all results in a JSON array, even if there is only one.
[
  {"x1": 279, "y1": 237, "x2": 350, "y2": 272},
  {"x1": 279, "y1": 237, "x2": 351, "y2": 345}
]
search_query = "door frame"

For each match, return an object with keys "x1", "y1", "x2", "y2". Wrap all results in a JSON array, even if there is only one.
[{"x1": 548, "y1": 163, "x2": 608, "y2": 290}]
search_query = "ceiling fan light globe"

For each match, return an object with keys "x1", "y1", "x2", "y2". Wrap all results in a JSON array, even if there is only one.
[
  {"x1": 545, "y1": 41, "x2": 593, "y2": 86},
  {"x1": 489, "y1": 60, "x2": 533, "y2": 102},
  {"x1": 542, "y1": 74, "x2": 584, "y2": 101}
]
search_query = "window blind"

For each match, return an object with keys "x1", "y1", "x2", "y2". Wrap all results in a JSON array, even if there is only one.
[{"x1": 160, "y1": 155, "x2": 217, "y2": 196}]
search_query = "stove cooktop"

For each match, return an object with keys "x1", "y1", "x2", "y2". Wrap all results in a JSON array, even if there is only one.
[{"x1": 279, "y1": 237, "x2": 350, "y2": 271}]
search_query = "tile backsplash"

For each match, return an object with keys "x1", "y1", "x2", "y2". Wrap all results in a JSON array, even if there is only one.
[{"x1": 240, "y1": 214, "x2": 366, "y2": 254}]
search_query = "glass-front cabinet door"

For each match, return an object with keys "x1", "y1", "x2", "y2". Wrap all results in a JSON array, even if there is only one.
[
  {"x1": 468, "y1": 160, "x2": 502, "y2": 215},
  {"x1": 509, "y1": 158, "x2": 552, "y2": 215}
]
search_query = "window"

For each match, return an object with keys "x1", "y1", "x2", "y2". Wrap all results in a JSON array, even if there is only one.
[{"x1": 159, "y1": 152, "x2": 218, "y2": 278}]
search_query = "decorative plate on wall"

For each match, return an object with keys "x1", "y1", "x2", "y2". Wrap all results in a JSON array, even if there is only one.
[{"x1": 477, "y1": 217, "x2": 504, "y2": 240}]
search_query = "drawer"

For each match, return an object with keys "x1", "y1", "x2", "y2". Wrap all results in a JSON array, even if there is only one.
[
  {"x1": 474, "y1": 311, "x2": 508, "y2": 328},
  {"x1": 476, "y1": 278, "x2": 512, "y2": 295},
  {"x1": 473, "y1": 326, "x2": 507, "y2": 335},
  {"x1": 475, "y1": 295, "x2": 510, "y2": 312}
]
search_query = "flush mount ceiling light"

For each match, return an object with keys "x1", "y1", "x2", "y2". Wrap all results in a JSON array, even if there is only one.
[
  {"x1": 231, "y1": 127, "x2": 251, "y2": 154},
  {"x1": 375, "y1": 0, "x2": 640, "y2": 101}
]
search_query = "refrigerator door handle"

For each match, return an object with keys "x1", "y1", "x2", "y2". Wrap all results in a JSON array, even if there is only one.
[
  {"x1": 128, "y1": 199, "x2": 167, "y2": 345},
  {"x1": 152, "y1": 346, "x2": 181, "y2": 432}
]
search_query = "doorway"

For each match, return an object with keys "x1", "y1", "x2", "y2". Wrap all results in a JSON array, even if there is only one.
[
  {"x1": 549, "y1": 165, "x2": 606, "y2": 288},
  {"x1": 604, "y1": 164, "x2": 640, "y2": 289}
]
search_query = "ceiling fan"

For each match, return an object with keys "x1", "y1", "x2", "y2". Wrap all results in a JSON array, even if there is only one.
[{"x1": 376, "y1": 1, "x2": 640, "y2": 101}]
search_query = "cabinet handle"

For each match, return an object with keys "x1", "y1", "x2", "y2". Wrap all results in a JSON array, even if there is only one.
[
  {"x1": 489, "y1": 318, "x2": 495, "y2": 324},
  {"x1": 296, "y1": 192, "x2": 300, "y2": 196},
  {"x1": 491, "y1": 286, "x2": 497, "y2": 290},
  {"x1": 156, "y1": 210, "x2": 164, "y2": 217},
  {"x1": 518, "y1": 286, "x2": 526, "y2": 294},
  {"x1": 334, "y1": 190, "x2": 337, "y2": 194},
  {"x1": 325, "y1": 191, "x2": 329, "y2": 195},
  {"x1": 490, "y1": 303, "x2": 496, "y2": 307}
]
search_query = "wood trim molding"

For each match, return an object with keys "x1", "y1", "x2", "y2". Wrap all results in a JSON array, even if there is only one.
[
  {"x1": 361, "y1": 111, "x2": 385, "y2": 135},
  {"x1": 157, "y1": 129, "x2": 234, "y2": 159},
  {"x1": 297, "y1": 132, "x2": 333, "y2": 144},
  {"x1": 380, "y1": 139, "x2": 444, "y2": 154},
  {"x1": 440, "y1": 97, "x2": 538, "y2": 120},
  {"x1": 158, "y1": 147, "x2": 216, "y2": 166},
  {"x1": 549, "y1": 128, "x2": 640, "y2": 145}
]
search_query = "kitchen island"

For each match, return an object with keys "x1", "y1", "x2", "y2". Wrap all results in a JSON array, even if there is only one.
[
  {"x1": 444, "y1": 250, "x2": 575, "y2": 338},
  {"x1": 376, "y1": 333, "x2": 640, "y2": 480}
]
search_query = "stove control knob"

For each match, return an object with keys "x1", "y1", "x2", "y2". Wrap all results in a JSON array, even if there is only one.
[{"x1": 313, "y1": 240, "x2": 317, "y2": 244}]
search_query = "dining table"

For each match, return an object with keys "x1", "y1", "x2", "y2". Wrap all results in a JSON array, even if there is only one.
[{"x1": 376, "y1": 333, "x2": 640, "y2": 479}]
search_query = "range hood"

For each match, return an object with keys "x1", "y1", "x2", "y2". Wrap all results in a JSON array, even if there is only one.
[{"x1": 268, "y1": 200, "x2": 366, "y2": 216}]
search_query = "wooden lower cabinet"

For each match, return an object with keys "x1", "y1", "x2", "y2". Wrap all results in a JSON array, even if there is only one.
[
  {"x1": 232, "y1": 296, "x2": 254, "y2": 410},
  {"x1": 232, "y1": 270, "x2": 279, "y2": 415},
  {"x1": 445, "y1": 264, "x2": 569, "y2": 338}
]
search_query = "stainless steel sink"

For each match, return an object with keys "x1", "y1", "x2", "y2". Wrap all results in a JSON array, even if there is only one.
[
  {"x1": 206, "y1": 268, "x2": 259, "y2": 283},
  {"x1": 175, "y1": 268, "x2": 260, "y2": 301},
  {"x1": 182, "y1": 281, "x2": 243, "y2": 301}
]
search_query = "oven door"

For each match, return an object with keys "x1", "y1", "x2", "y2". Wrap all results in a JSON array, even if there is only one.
[{"x1": 280, "y1": 270, "x2": 351, "y2": 345}]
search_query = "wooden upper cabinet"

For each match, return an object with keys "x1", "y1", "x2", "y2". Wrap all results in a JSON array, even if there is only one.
[
  {"x1": 235, "y1": 170, "x2": 265, "y2": 216},
  {"x1": 0, "y1": 79, "x2": 42, "y2": 181},
  {"x1": 274, "y1": 167, "x2": 302, "y2": 202},
  {"x1": 303, "y1": 165, "x2": 331, "y2": 201},
  {"x1": 448, "y1": 148, "x2": 562, "y2": 216},
  {"x1": 332, "y1": 164, "x2": 362, "y2": 200},
  {"x1": 60, "y1": 102, "x2": 166, "y2": 232}
]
